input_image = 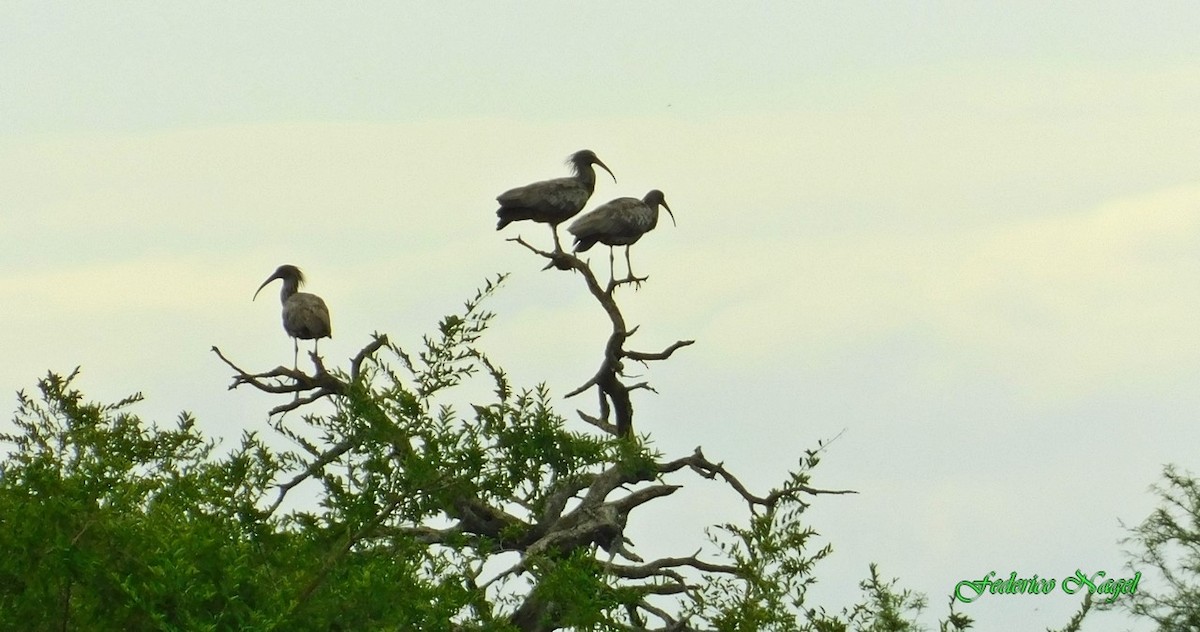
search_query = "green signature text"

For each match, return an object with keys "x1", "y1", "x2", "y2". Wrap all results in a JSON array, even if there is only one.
[{"x1": 954, "y1": 570, "x2": 1139, "y2": 604}]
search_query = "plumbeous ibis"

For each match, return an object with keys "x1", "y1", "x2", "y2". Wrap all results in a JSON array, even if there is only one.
[
  {"x1": 568, "y1": 189, "x2": 675, "y2": 281},
  {"x1": 496, "y1": 149, "x2": 616, "y2": 251},
  {"x1": 253, "y1": 264, "x2": 332, "y2": 370}
]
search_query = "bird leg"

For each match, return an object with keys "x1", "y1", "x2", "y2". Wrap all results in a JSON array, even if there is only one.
[
  {"x1": 292, "y1": 339, "x2": 301, "y2": 400},
  {"x1": 551, "y1": 226, "x2": 564, "y2": 253},
  {"x1": 608, "y1": 246, "x2": 616, "y2": 286},
  {"x1": 618, "y1": 246, "x2": 648, "y2": 289}
]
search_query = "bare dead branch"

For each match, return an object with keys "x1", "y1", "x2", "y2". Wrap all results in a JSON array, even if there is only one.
[
  {"x1": 507, "y1": 236, "x2": 582, "y2": 274},
  {"x1": 452, "y1": 497, "x2": 525, "y2": 543},
  {"x1": 211, "y1": 345, "x2": 344, "y2": 402},
  {"x1": 625, "y1": 340, "x2": 696, "y2": 364},
  {"x1": 580, "y1": 461, "x2": 656, "y2": 509},
  {"x1": 607, "y1": 554, "x2": 739, "y2": 580},
  {"x1": 612, "y1": 484, "x2": 681, "y2": 513},
  {"x1": 525, "y1": 504, "x2": 622, "y2": 559},
  {"x1": 564, "y1": 374, "x2": 599, "y2": 399},
  {"x1": 658, "y1": 447, "x2": 857, "y2": 511},
  {"x1": 597, "y1": 370, "x2": 633, "y2": 438},
  {"x1": 608, "y1": 537, "x2": 644, "y2": 563},
  {"x1": 575, "y1": 409, "x2": 619, "y2": 436},
  {"x1": 212, "y1": 346, "x2": 306, "y2": 391},
  {"x1": 350, "y1": 333, "x2": 390, "y2": 380},
  {"x1": 509, "y1": 227, "x2": 691, "y2": 439},
  {"x1": 537, "y1": 473, "x2": 597, "y2": 529},
  {"x1": 213, "y1": 337, "x2": 392, "y2": 420},
  {"x1": 630, "y1": 582, "x2": 692, "y2": 596},
  {"x1": 479, "y1": 559, "x2": 527, "y2": 592},
  {"x1": 632, "y1": 600, "x2": 690, "y2": 631},
  {"x1": 266, "y1": 388, "x2": 340, "y2": 416}
]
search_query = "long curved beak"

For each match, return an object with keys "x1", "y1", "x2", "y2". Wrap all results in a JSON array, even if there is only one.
[
  {"x1": 252, "y1": 275, "x2": 278, "y2": 301},
  {"x1": 595, "y1": 158, "x2": 617, "y2": 183},
  {"x1": 663, "y1": 201, "x2": 676, "y2": 227}
]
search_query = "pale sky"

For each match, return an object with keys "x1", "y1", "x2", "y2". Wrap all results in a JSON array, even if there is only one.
[{"x1": 4, "y1": 3, "x2": 1200, "y2": 629}]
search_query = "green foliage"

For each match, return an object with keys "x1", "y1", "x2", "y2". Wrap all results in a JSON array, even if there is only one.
[
  {"x1": 1046, "y1": 593, "x2": 1093, "y2": 632},
  {"x1": 838, "y1": 565, "x2": 927, "y2": 632},
  {"x1": 696, "y1": 488, "x2": 830, "y2": 629},
  {"x1": 1116, "y1": 464, "x2": 1200, "y2": 630},
  {"x1": 807, "y1": 566, "x2": 973, "y2": 632},
  {"x1": 0, "y1": 370, "x2": 292, "y2": 630},
  {"x1": 0, "y1": 369, "x2": 484, "y2": 629},
  {"x1": 0, "y1": 278, "x2": 973, "y2": 631},
  {"x1": 519, "y1": 551, "x2": 627, "y2": 631}
]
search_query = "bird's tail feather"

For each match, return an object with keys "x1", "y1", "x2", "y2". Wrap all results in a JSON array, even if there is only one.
[{"x1": 496, "y1": 207, "x2": 533, "y2": 229}]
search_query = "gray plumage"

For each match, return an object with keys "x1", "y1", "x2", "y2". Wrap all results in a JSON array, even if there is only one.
[
  {"x1": 496, "y1": 149, "x2": 616, "y2": 250},
  {"x1": 568, "y1": 189, "x2": 675, "y2": 279},
  {"x1": 253, "y1": 264, "x2": 332, "y2": 369}
]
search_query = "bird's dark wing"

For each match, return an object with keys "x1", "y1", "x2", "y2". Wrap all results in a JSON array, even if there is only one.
[
  {"x1": 498, "y1": 176, "x2": 589, "y2": 213},
  {"x1": 284, "y1": 293, "x2": 332, "y2": 339},
  {"x1": 568, "y1": 197, "x2": 643, "y2": 237},
  {"x1": 610, "y1": 199, "x2": 654, "y2": 232}
]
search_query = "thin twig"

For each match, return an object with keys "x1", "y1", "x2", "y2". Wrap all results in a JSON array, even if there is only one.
[{"x1": 658, "y1": 447, "x2": 858, "y2": 511}]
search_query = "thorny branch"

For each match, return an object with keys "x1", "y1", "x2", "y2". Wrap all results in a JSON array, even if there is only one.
[
  {"x1": 210, "y1": 335, "x2": 389, "y2": 416},
  {"x1": 508, "y1": 236, "x2": 694, "y2": 437},
  {"x1": 606, "y1": 553, "x2": 738, "y2": 580},
  {"x1": 659, "y1": 446, "x2": 857, "y2": 513}
]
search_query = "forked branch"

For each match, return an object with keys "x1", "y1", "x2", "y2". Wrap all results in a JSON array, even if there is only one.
[
  {"x1": 658, "y1": 447, "x2": 858, "y2": 512},
  {"x1": 210, "y1": 334, "x2": 389, "y2": 416},
  {"x1": 508, "y1": 235, "x2": 691, "y2": 438}
]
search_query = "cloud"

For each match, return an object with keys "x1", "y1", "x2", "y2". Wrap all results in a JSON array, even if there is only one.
[
  {"x1": 656, "y1": 184, "x2": 1200, "y2": 405},
  {"x1": 3, "y1": 114, "x2": 1198, "y2": 419}
]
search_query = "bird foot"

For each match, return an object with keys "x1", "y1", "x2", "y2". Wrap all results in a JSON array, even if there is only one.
[
  {"x1": 540, "y1": 250, "x2": 575, "y2": 271},
  {"x1": 614, "y1": 274, "x2": 649, "y2": 290}
]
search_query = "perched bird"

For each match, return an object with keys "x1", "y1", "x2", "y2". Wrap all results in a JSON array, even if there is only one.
[
  {"x1": 568, "y1": 189, "x2": 675, "y2": 281},
  {"x1": 496, "y1": 149, "x2": 616, "y2": 251},
  {"x1": 253, "y1": 264, "x2": 332, "y2": 370}
]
